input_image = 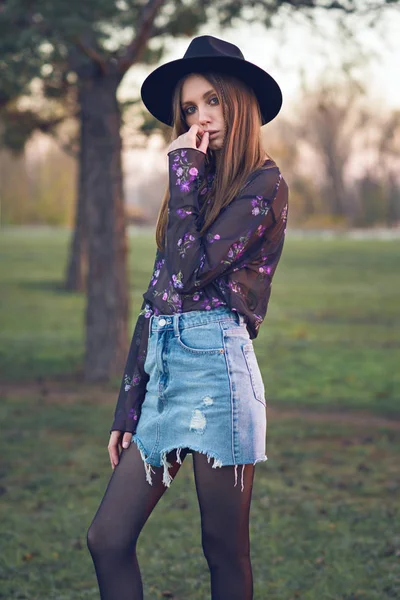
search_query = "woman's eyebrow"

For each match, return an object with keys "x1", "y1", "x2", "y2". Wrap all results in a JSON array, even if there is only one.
[{"x1": 181, "y1": 89, "x2": 215, "y2": 107}]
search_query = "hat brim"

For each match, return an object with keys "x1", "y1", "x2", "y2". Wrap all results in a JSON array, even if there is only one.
[{"x1": 140, "y1": 55, "x2": 282, "y2": 127}]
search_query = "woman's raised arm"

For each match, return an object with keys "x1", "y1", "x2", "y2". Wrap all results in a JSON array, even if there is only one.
[{"x1": 165, "y1": 147, "x2": 288, "y2": 295}]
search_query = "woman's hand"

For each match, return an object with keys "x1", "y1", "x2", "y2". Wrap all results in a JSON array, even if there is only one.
[
  {"x1": 167, "y1": 124, "x2": 209, "y2": 155},
  {"x1": 108, "y1": 430, "x2": 132, "y2": 470}
]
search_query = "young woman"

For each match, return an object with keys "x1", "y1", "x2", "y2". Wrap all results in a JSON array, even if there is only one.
[{"x1": 87, "y1": 35, "x2": 289, "y2": 600}]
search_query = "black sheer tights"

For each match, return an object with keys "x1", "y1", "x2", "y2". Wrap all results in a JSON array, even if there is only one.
[{"x1": 87, "y1": 441, "x2": 255, "y2": 600}]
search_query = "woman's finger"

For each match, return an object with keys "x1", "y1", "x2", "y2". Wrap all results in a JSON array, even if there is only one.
[
  {"x1": 109, "y1": 444, "x2": 119, "y2": 469},
  {"x1": 188, "y1": 124, "x2": 202, "y2": 147},
  {"x1": 122, "y1": 433, "x2": 132, "y2": 449},
  {"x1": 198, "y1": 130, "x2": 209, "y2": 154},
  {"x1": 108, "y1": 431, "x2": 121, "y2": 469},
  {"x1": 167, "y1": 124, "x2": 204, "y2": 153}
]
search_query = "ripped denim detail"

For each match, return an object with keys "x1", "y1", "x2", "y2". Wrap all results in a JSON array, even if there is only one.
[{"x1": 130, "y1": 437, "x2": 267, "y2": 493}]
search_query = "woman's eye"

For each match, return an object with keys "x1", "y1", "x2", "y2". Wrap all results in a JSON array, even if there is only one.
[{"x1": 184, "y1": 96, "x2": 219, "y2": 116}]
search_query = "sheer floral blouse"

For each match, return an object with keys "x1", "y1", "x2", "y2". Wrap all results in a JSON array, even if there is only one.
[{"x1": 110, "y1": 147, "x2": 289, "y2": 434}]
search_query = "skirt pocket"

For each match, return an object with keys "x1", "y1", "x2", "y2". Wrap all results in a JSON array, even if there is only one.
[
  {"x1": 242, "y1": 343, "x2": 266, "y2": 406},
  {"x1": 177, "y1": 321, "x2": 225, "y2": 354}
]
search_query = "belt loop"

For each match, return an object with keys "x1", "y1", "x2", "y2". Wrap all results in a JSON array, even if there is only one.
[{"x1": 173, "y1": 313, "x2": 180, "y2": 337}]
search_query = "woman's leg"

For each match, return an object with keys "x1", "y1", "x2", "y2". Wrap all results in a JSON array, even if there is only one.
[
  {"x1": 87, "y1": 442, "x2": 189, "y2": 600},
  {"x1": 192, "y1": 452, "x2": 255, "y2": 600}
]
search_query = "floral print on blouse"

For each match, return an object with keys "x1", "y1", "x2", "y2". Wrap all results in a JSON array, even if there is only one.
[{"x1": 110, "y1": 147, "x2": 289, "y2": 434}]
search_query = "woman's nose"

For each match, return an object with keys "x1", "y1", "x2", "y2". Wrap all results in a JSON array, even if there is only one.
[{"x1": 198, "y1": 108, "x2": 211, "y2": 126}]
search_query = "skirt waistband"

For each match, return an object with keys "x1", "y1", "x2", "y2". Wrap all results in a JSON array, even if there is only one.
[{"x1": 149, "y1": 306, "x2": 245, "y2": 336}]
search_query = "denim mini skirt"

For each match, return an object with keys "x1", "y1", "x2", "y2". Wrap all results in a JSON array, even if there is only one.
[{"x1": 131, "y1": 305, "x2": 267, "y2": 492}]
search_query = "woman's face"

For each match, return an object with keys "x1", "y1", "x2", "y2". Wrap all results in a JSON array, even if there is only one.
[{"x1": 180, "y1": 74, "x2": 225, "y2": 151}]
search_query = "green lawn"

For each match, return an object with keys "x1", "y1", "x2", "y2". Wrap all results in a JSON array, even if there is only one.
[
  {"x1": 1, "y1": 227, "x2": 399, "y2": 414},
  {"x1": 0, "y1": 227, "x2": 399, "y2": 599}
]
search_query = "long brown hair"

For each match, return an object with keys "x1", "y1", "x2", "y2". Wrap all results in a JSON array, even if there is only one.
[{"x1": 155, "y1": 71, "x2": 268, "y2": 252}]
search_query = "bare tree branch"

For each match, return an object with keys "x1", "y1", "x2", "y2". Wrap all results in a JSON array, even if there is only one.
[
  {"x1": 252, "y1": 0, "x2": 398, "y2": 16},
  {"x1": 118, "y1": 0, "x2": 167, "y2": 74},
  {"x1": 37, "y1": 115, "x2": 79, "y2": 158},
  {"x1": 74, "y1": 37, "x2": 108, "y2": 74},
  {"x1": 45, "y1": 130, "x2": 79, "y2": 159}
]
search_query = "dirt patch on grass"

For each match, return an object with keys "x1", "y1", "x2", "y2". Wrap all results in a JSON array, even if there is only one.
[
  {"x1": 0, "y1": 378, "x2": 114, "y2": 406},
  {"x1": 1, "y1": 379, "x2": 400, "y2": 430},
  {"x1": 267, "y1": 406, "x2": 400, "y2": 430}
]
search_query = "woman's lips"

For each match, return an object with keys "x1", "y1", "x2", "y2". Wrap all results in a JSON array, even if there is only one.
[{"x1": 208, "y1": 131, "x2": 218, "y2": 139}]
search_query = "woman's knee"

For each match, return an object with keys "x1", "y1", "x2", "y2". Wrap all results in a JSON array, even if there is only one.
[
  {"x1": 201, "y1": 528, "x2": 231, "y2": 564},
  {"x1": 201, "y1": 521, "x2": 251, "y2": 565},
  {"x1": 86, "y1": 519, "x2": 136, "y2": 558},
  {"x1": 86, "y1": 521, "x2": 111, "y2": 556},
  {"x1": 86, "y1": 522, "x2": 100, "y2": 555}
]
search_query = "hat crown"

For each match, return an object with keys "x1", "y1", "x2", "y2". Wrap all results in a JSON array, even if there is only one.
[
  {"x1": 183, "y1": 35, "x2": 245, "y2": 61},
  {"x1": 140, "y1": 34, "x2": 282, "y2": 127}
]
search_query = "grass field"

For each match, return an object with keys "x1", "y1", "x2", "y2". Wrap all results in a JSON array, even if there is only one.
[{"x1": 0, "y1": 227, "x2": 399, "y2": 599}]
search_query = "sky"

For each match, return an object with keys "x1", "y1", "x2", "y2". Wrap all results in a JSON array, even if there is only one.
[
  {"x1": 119, "y1": 4, "x2": 400, "y2": 116},
  {"x1": 117, "y1": 4, "x2": 399, "y2": 200}
]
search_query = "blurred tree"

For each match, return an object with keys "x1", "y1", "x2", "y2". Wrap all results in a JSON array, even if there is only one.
[
  {"x1": 379, "y1": 111, "x2": 400, "y2": 226},
  {"x1": 296, "y1": 79, "x2": 369, "y2": 224},
  {"x1": 355, "y1": 110, "x2": 400, "y2": 226},
  {"x1": 293, "y1": 76, "x2": 400, "y2": 227},
  {"x1": 0, "y1": 0, "x2": 397, "y2": 381}
]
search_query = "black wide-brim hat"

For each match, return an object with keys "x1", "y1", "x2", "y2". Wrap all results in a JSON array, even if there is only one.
[{"x1": 140, "y1": 35, "x2": 282, "y2": 127}]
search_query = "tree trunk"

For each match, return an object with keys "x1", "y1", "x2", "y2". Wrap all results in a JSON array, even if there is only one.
[
  {"x1": 78, "y1": 69, "x2": 129, "y2": 381},
  {"x1": 64, "y1": 123, "x2": 88, "y2": 292},
  {"x1": 325, "y1": 151, "x2": 346, "y2": 217}
]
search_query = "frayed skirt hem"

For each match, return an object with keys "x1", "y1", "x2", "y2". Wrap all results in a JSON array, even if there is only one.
[{"x1": 130, "y1": 435, "x2": 267, "y2": 492}]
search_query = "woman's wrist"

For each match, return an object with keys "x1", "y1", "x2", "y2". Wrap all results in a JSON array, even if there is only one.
[{"x1": 167, "y1": 146, "x2": 206, "y2": 157}]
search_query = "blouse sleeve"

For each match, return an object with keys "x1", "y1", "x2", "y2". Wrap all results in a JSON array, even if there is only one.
[
  {"x1": 109, "y1": 297, "x2": 151, "y2": 435},
  {"x1": 165, "y1": 147, "x2": 286, "y2": 295}
]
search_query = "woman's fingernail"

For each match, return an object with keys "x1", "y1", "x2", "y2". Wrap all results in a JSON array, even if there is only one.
[{"x1": 122, "y1": 441, "x2": 129, "y2": 448}]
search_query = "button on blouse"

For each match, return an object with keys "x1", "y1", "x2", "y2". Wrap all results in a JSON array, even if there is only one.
[{"x1": 110, "y1": 147, "x2": 289, "y2": 434}]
